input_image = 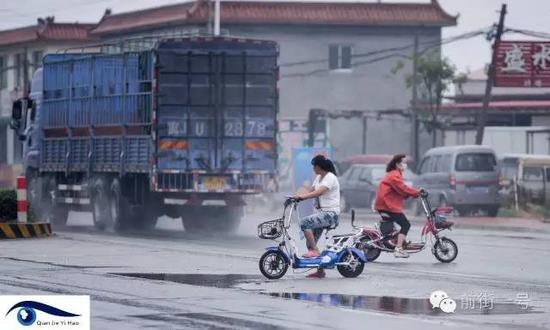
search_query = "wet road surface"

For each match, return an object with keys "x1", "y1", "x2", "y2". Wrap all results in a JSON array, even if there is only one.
[{"x1": 0, "y1": 209, "x2": 549, "y2": 329}]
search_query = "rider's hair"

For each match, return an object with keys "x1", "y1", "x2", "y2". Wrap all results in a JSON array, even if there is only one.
[
  {"x1": 311, "y1": 155, "x2": 337, "y2": 176},
  {"x1": 386, "y1": 154, "x2": 406, "y2": 172}
]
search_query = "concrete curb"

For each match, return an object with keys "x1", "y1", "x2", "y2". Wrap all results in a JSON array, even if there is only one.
[
  {"x1": 407, "y1": 217, "x2": 550, "y2": 234},
  {"x1": 451, "y1": 223, "x2": 550, "y2": 234},
  {"x1": 0, "y1": 223, "x2": 52, "y2": 239}
]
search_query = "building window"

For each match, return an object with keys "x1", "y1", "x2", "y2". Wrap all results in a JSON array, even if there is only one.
[
  {"x1": 15, "y1": 53, "x2": 24, "y2": 88},
  {"x1": 0, "y1": 56, "x2": 6, "y2": 89},
  {"x1": 329, "y1": 45, "x2": 352, "y2": 70},
  {"x1": 32, "y1": 50, "x2": 43, "y2": 70}
]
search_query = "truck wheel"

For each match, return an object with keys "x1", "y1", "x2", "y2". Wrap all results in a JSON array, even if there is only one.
[
  {"x1": 44, "y1": 177, "x2": 69, "y2": 226},
  {"x1": 487, "y1": 206, "x2": 499, "y2": 217},
  {"x1": 217, "y1": 206, "x2": 243, "y2": 233},
  {"x1": 181, "y1": 218, "x2": 206, "y2": 234},
  {"x1": 133, "y1": 205, "x2": 158, "y2": 230},
  {"x1": 110, "y1": 178, "x2": 132, "y2": 232},
  {"x1": 91, "y1": 177, "x2": 112, "y2": 231}
]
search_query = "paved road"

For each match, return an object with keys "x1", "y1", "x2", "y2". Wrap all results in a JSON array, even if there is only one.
[{"x1": 0, "y1": 210, "x2": 549, "y2": 329}]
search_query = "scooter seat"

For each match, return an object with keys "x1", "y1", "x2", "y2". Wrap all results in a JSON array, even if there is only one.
[{"x1": 332, "y1": 233, "x2": 353, "y2": 238}]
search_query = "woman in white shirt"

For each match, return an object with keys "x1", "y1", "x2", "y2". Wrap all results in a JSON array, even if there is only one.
[{"x1": 295, "y1": 155, "x2": 340, "y2": 278}]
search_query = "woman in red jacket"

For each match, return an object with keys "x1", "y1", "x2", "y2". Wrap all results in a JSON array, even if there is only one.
[{"x1": 374, "y1": 154, "x2": 422, "y2": 258}]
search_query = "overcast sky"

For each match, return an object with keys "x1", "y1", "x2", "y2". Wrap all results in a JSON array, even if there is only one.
[{"x1": 1, "y1": 0, "x2": 549, "y2": 73}]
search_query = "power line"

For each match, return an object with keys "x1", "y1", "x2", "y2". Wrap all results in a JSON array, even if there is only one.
[
  {"x1": 504, "y1": 27, "x2": 550, "y2": 40},
  {"x1": 279, "y1": 27, "x2": 491, "y2": 69},
  {"x1": 281, "y1": 28, "x2": 490, "y2": 79}
]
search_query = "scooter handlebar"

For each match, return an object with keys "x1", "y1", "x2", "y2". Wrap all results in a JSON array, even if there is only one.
[
  {"x1": 419, "y1": 189, "x2": 428, "y2": 198},
  {"x1": 284, "y1": 196, "x2": 303, "y2": 207}
]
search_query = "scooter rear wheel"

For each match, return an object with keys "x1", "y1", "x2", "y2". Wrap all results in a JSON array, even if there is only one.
[
  {"x1": 356, "y1": 237, "x2": 382, "y2": 262},
  {"x1": 259, "y1": 250, "x2": 289, "y2": 279},
  {"x1": 337, "y1": 251, "x2": 365, "y2": 278}
]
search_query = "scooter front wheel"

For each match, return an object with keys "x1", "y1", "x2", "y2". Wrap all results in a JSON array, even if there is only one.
[
  {"x1": 259, "y1": 250, "x2": 289, "y2": 279},
  {"x1": 337, "y1": 251, "x2": 365, "y2": 278},
  {"x1": 433, "y1": 237, "x2": 458, "y2": 263}
]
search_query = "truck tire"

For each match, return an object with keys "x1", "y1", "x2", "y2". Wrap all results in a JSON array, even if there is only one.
[
  {"x1": 91, "y1": 176, "x2": 112, "y2": 231},
  {"x1": 216, "y1": 206, "x2": 243, "y2": 233},
  {"x1": 44, "y1": 177, "x2": 69, "y2": 226},
  {"x1": 133, "y1": 205, "x2": 158, "y2": 230},
  {"x1": 110, "y1": 178, "x2": 132, "y2": 232}
]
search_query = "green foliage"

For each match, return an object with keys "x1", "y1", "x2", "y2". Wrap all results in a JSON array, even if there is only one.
[
  {"x1": 392, "y1": 51, "x2": 459, "y2": 146},
  {"x1": 497, "y1": 207, "x2": 520, "y2": 218},
  {"x1": 0, "y1": 189, "x2": 37, "y2": 223},
  {"x1": 0, "y1": 189, "x2": 17, "y2": 222}
]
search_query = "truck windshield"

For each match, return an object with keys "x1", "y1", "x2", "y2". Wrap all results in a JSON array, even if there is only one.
[{"x1": 455, "y1": 153, "x2": 496, "y2": 172}]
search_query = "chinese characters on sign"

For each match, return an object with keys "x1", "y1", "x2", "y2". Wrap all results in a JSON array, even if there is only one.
[{"x1": 495, "y1": 41, "x2": 550, "y2": 87}]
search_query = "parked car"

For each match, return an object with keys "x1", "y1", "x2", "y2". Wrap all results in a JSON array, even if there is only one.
[
  {"x1": 340, "y1": 164, "x2": 415, "y2": 212},
  {"x1": 414, "y1": 145, "x2": 500, "y2": 217},
  {"x1": 499, "y1": 154, "x2": 550, "y2": 207}
]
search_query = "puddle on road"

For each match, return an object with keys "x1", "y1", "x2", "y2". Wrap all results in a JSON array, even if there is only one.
[
  {"x1": 112, "y1": 273, "x2": 542, "y2": 316},
  {"x1": 113, "y1": 273, "x2": 258, "y2": 288},
  {"x1": 265, "y1": 292, "x2": 541, "y2": 316}
]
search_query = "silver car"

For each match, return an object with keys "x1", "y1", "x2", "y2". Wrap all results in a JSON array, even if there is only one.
[
  {"x1": 340, "y1": 164, "x2": 415, "y2": 212},
  {"x1": 414, "y1": 145, "x2": 500, "y2": 217}
]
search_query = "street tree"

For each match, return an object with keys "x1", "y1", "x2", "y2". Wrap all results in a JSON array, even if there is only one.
[{"x1": 394, "y1": 51, "x2": 460, "y2": 147}]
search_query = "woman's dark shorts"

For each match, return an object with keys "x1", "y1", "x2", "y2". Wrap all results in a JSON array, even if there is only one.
[{"x1": 378, "y1": 211, "x2": 411, "y2": 235}]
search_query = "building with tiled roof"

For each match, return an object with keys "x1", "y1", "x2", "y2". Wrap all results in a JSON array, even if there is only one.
[{"x1": 89, "y1": 0, "x2": 456, "y2": 36}]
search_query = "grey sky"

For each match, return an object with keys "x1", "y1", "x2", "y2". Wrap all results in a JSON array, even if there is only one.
[{"x1": 1, "y1": 0, "x2": 549, "y2": 73}]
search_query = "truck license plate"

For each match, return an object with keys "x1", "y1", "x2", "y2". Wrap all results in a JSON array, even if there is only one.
[
  {"x1": 204, "y1": 177, "x2": 226, "y2": 190},
  {"x1": 470, "y1": 186, "x2": 489, "y2": 194}
]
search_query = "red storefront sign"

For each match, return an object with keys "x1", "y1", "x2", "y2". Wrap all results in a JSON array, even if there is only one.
[{"x1": 494, "y1": 41, "x2": 550, "y2": 87}]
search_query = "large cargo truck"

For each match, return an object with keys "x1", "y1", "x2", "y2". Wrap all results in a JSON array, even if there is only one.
[{"x1": 10, "y1": 37, "x2": 279, "y2": 233}]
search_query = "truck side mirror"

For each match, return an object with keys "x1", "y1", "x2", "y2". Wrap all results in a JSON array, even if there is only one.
[{"x1": 11, "y1": 99, "x2": 23, "y2": 121}]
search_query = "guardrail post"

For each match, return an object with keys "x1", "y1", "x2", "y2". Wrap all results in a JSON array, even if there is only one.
[{"x1": 16, "y1": 176, "x2": 27, "y2": 223}]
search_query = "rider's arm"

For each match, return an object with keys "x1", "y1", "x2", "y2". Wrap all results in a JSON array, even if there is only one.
[
  {"x1": 387, "y1": 172, "x2": 419, "y2": 198},
  {"x1": 296, "y1": 186, "x2": 328, "y2": 200}
]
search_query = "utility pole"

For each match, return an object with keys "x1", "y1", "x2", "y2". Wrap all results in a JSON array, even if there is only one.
[
  {"x1": 362, "y1": 116, "x2": 367, "y2": 154},
  {"x1": 475, "y1": 4, "x2": 507, "y2": 145},
  {"x1": 410, "y1": 33, "x2": 419, "y2": 161},
  {"x1": 207, "y1": 0, "x2": 213, "y2": 34},
  {"x1": 214, "y1": 0, "x2": 221, "y2": 36}
]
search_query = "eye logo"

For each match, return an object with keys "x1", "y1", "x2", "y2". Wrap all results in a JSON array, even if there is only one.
[
  {"x1": 6, "y1": 301, "x2": 81, "y2": 326},
  {"x1": 17, "y1": 308, "x2": 36, "y2": 326}
]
